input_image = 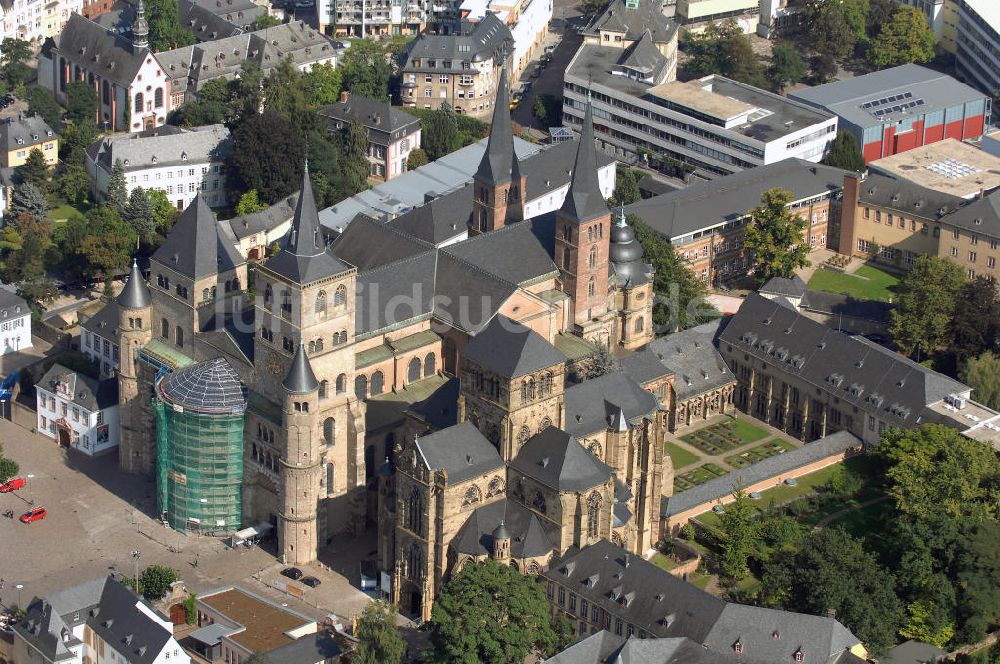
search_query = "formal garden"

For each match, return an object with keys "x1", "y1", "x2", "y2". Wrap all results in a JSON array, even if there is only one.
[
  {"x1": 724, "y1": 438, "x2": 797, "y2": 468},
  {"x1": 674, "y1": 463, "x2": 728, "y2": 492},
  {"x1": 680, "y1": 418, "x2": 770, "y2": 455}
]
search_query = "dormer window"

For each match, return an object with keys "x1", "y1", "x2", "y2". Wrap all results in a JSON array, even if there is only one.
[
  {"x1": 123, "y1": 159, "x2": 130, "y2": 166},
  {"x1": 794, "y1": 649, "x2": 804, "y2": 662},
  {"x1": 733, "y1": 640, "x2": 743, "y2": 654}
]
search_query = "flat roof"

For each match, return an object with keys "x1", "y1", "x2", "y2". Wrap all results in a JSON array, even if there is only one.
[
  {"x1": 647, "y1": 81, "x2": 755, "y2": 123},
  {"x1": 199, "y1": 588, "x2": 312, "y2": 654},
  {"x1": 868, "y1": 139, "x2": 1000, "y2": 199}
]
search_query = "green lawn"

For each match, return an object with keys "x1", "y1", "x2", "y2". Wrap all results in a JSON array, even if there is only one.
[
  {"x1": 666, "y1": 442, "x2": 700, "y2": 470},
  {"x1": 807, "y1": 264, "x2": 900, "y2": 302},
  {"x1": 824, "y1": 498, "x2": 893, "y2": 540},
  {"x1": 725, "y1": 438, "x2": 796, "y2": 468},
  {"x1": 681, "y1": 419, "x2": 770, "y2": 456},
  {"x1": 727, "y1": 419, "x2": 769, "y2": 444},
  {"x1": 50, "y1": 201, "x2": 82, "y2": 221},
  {"x1": 650, "y1": 552, "x2": 678, "y2": 571}
]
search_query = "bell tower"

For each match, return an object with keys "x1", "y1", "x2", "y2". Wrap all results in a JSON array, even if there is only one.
[{"x1": 117, "y1": 259, "x2": 153, "y2": 474}]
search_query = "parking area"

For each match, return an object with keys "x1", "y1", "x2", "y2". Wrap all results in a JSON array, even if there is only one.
[{"x1": 0, "y1": 418, "x2": 374, "y2": 624}]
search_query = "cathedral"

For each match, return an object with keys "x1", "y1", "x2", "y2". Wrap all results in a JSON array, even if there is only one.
[{"x1": 108, "y1": 65, "x2": 664, "y2": 586}]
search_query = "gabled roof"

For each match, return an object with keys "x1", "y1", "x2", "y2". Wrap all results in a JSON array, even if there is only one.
[
  {"x1": 615, "y1": 29, "x2": 667, "y2": 78},
  {"x1": 414, "y1": 421, "x2": 503, "y2": 484},
  {"x1": 86, "y1": 578, "x2": 173, "y2": 664},
  {"x1": 354, "y1": 251, "x2": 437, "y2": 335},
  {"x1": 559, "y1": 102, "x2": 609, "y2": 225},
  {"x1": 331, "y1": 215, "x2": 431, "y2": 272},
  {"x1": 88, "y1": 124, "x2": 231, "y2": 174},
  {"x1": 451, "y1": 498, "x2": 556, "y2": 558},
  {"x1": 118, "y1": 260, "x2": 151, "y2": 309},
  {"x1": 264, "y1": 168, "x2": 351, "y2": 284},
  {"x1": 564, "y1": 372, "x2": 659, "y2": 436},
  {"x1": 431, "y1": 253, "x2": 518, "y2": 334},
  {"x1": 585, "y1": 0, "x2": 678, "y2": 45},
  {"x1": 404, "y1": 12, "x2": 511, "y2": 66},
  {"x1": 475, "y1": 65, "x2": 522, "y2": 187},
  {"x1": 443, "y1": 216, "x2": 558, "y2": 285},
  {"x1": 152, "y1": 195, "x2": 243, "y2": 280},
  {"x1": 934, "y1": 188, "x2": 1000, "y2": 234},
  {"x1": 544, "y1": 632, "x2": 720, "y2": 664},
  {"x1": 55, "y1": 13, "x2": 151, "y2": 88},
  {"x1": 858, "y1": 173, "x2": 965, "y2": 221},
  {"x1": 389, "y1": 184, "x2": 473, "y2": 246},
  {"x1": 760, "y1": 274, "x2": 807, "y2": 299},
  {"x1": 648, "y1": 321, "x2": 734, "y2": 401},
  {"x1": 619, "y1": 346, "x2": 673, "y2": 385},
  {"x1": 511, "y1": 427, "x2": 612, "y2": 492},
  {"x1": 37, "y1": 363, "x2": 118, "y2": 410},
  {"x1": 462, "y1": 314, "x2": 565, "y2": 378},
  {"x1": 318, "y1": 94, "x2": 420, "y2": 136},
  {"x1": 283, "y1": 343, "x2": 319, "y2": 394},
  {"x1": 0, "y1": 114, "x2": 54, "y2": 152}
]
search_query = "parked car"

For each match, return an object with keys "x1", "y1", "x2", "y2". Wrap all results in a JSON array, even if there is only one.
[
  {"x1": 531, "y1": 66, "x2": 542, "y2": 78},
  {"x1": 0, "y1": 477, "x2": 26, "y2": 492},
  {"x1": 301, "y1": 576, "x2": 321, "y2": 588},
  {"x1": 281, "y1": 567, "x2": 303, "y2": 580},
  {"x1": 20, "y1": 507, "x2": 46, "y2": 523},
  {"x1": 521, "y1": 81, "x2": 533, "y2": 94},
  {"x1": 542, "y1": 53, "x2": 553, "y2": 63}
]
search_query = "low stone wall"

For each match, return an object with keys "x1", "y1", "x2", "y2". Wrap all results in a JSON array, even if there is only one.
[
  {"x1": 665, "y1": 538, "x2": 701, "y2": 579},
  {"x1": 31, "y1": 318, "x2": 72, "y2": 349}
]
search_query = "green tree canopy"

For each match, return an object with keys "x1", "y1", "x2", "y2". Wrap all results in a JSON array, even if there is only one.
[
  {"x1": 582, "y1": 344, "x2": 618, "y2": 379},
  {"x1": 353, "y1": 601, "x2": 406, "y2": 664},
  {"x1": 341, "y1": 39, "x2": 392, "y2": 101},
  {"x1": 428, "y1": 559, "x2": 571, "y2": 664},
  {"x1": 69, "y1": 207, "x2": 137, "y2": 279},
  {"x1": 422, "y1": 104, "x2": 459, "y2": 161},
  {"x1": 957, "y1": 521, "x2": 1000, "y2": 643},
  {"x1": 743, "y1": 188, "x2": 810, "y2": 284},
  {"x1": 0, "y1": 455, "x2": 18, "y2": 482},
  {"x1": 952, "y1": 275, "x2": 1000, "y2": 365},
  {"x1": 684, "y1": 21, "x2": 767, "y2": 88},
  {"x1": 107, "y1": 159, "x2": 129, "y2": 213},
  {"x1": 1, "y1": 38, "x2": 31, "y2": 66},
  {"x1": 810, "y1": 53, "x2": 839, "y2": 84},
  {"x1": 18, "y1": 148, "x2": 50, "y2": 189},
  {"x1": 822, "y1": 130, "x2": 865, "y2": 172},
  {"x1": 138, "y1": 565, "x2": 179, "y2": 601},
  {"x1": 801, "y1": 0, "x2": 869, "y2": 60},
  {"x1": 252, "y1": 14, "x2": 282, "y2": 29},
  {"x1": 719, "y1": 484, "x2": 760, "y2": 580},
  {"x1": 329, "y1": 121, "x2": 371, "y2": 201},
  {"x1": 611, "y1": 168, "x2": 641, "y2": 206},
  {"x1": 236, "y1": 190, "x2": 269, "y2": 216},
  {"x1": 868, "y1": 5, "x2": 936, "y2": 69},
  {"x1": 232, "y1": 109, "x2": 307, "y2": 204},
  {"x1": 59, "y1": 121, "x2": 99, "y2": 166},
  {"x1": 9, "y1": 182, "x2": 50, "y2": 222},
  {"x1": 889, "y1": 255, "x2": 966, "y2": 357},
  {"x1": 767, "y1": 43, "x2": 807, "y2": 93},
  {"x1": 65, "y1": 80, "x2": 98, "y2": 125},
  {"x1": 406, "y1": 147, "x2": 429, "y2": 169},
  {"x1": 148, "y1": 189, "x2": 179, "y2": 238},
  {"x1": 2, "y1": 213, "x2": 50, "y2": 283},
  {"x1": 301, "y1": 62, "x2": 343, "y2": 107},
  {"x1": 961, "y1": 351, "x2": 1000, "y2": 411},
  {"x1": 24, "y1": 85, "x2": 64, "y2": 127},
  {"x1": 580, "y1": 0, "x2": 610, "y2": 19},
  {"x1": 124, "y1": 187, "x2": 155, "y2": 244},
  {"x1": 146, "y1": 0, "x2": 196, "y2": 51}
]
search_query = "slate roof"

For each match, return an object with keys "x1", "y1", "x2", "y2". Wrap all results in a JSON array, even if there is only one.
[
  {"x1": 443, "y1": 214, "x2": 558, "y2": 285},
  {"x1": 262, "y1": 631, "x2": 345, "y2": 664},
  {"x1": 389, "y1": 184, "x2": 473, "y2": 246},
  {"x1": 799, "y1": 290, "x2": 893, "y2": 325},
  {"x1": 16, "y1": 599, "x2": 82, "y2": 663},
  {"x1": 648, "y1": 321, "x2": 734, "y2": 401},
  {"x1": 37, "y1": 363, "x2": 118, "y2": 410},
  {"x1": 0, "y1": 114, "x2": 55, "y2": 152},
  {"x1": 511, "y1": 427, "x2": 613, "y2": 492},
  {"x1": 615, "y1": 30, "x2": 669, "y2": 80},
  {"x1": 55, "y1": 13, "x2": 152, "y2": 87},
  {"x1": 719, "y1": 293, "x2": 970, "y2": 428},
  {"x1": 0, "y1": 288, "x2": 29, "y2": 318},
  {"x1": 406, "y1": 377, "x2": 460, "y2": 430},
  {"x1": 462, "y1": 315, "x2": 565, "y2": 378},
  {"x1": 451, "y1": 498, "x2": 556, "y2": 558},
  {"x1": 318, "y1": 94, "x2": 419, "y2": 137},
  {"x1": 585, "y1": 0, "x2": 678, "y2": 45},
  {"x1": 519, "y1": 138, "x2": 615, "y2": 201},
  {"x1": 760, "y1": 275, "x2": 807, "y2": 299},
  {"x1": 88, "y1": 124, "x2": 232, "y2": 174},
  {"x1": 882, "y1": 640, "x2": 946, "y2": 664},
  {"x1": 283, "y1": 343, "x2": 319, "y2": 394},
  {"x1": 414, "y1": 421, "x2": 503, "y2": 484},
  {"x1": 354, "y1": 251, "x2": 436, "y2": 334},
  {"x1": 618, "y1": 346, "x2": 672, "y2": 385},
  {"x1": 404, "y1": 13, "x2": 511, "y2": 67},
  {"x1": 225, "y1": 193, "x2": 297, "y2": 241},
  {"x1": 857, "y1": 173, "x2": 966, "y2": 221},
  {"x1": 559, "y1": 101, "x2": 609, "y2": 225},
  {"x1": 431, "y1": 252, "x2": 518, "y2": 334},
  {"x1": 935, "y1": 188, "x2": 1000, "y2": 234},
  {"x1": 563, "y1": 372, "x2": 659, "y2": 436},
  {"x1": 331, "y1": 215, "x2": 431, "y2": 272},
  {"x1": 264, "y1": 168, "x2": 350, "y2": 284},
  {"x1": 81, "y1": 302, "x2": 120, "y2": 339},
  {"x1": 544, "y1": 633, "x2": 719, "y2": 664},
  {"x1": 662, "y1": 430, "x2": 860, "y2": 516},
  {"x1": 86, "y1": 578, "x2": 173, "y2": 664},
  {"x1": 158, "y1": 356, "x2": 247, "y2": 414},
  {"x1": 118, "y1": 260, "x2": 151, "y2": 309},
  {"x1": 626, "y1": 159, "x2": 848, "y2": 240},
  {"x1": 152, "y1": 195, "x2": 244, "y2": 280},
  {"x1": 475, "y1": 65, "x2": 521, "y2": 187}
]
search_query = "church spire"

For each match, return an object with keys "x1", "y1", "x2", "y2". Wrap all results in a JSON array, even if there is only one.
[
  {"x1": 132, "y1": 0, "x2": 149, "y2": 50},
  {"x1": 559, "y1": 100, "x2": 608, "y2": 225},
  {"x1": 118, "y1": 259, "x2": 151, "y2": 310},
  {"x1": 475, "y1": 64, "x2": 520, "y2": 187},
  {"x1": 283, "y1": 342, "x2": 319, "y2": 393}
]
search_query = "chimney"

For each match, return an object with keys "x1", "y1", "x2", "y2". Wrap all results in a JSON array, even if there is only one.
[
  {"x1": 980, "y1": 186, "x2": 986, "y2": 200},
  {"x1": 838, "y1": 172, "x2": 862, "y2": 257},
  {"x1": 339, "y1": 90, "x2": 349, "y2": 103},
  {"x1": 374, "y1": 113, "x2": 382, "y2": 125}
]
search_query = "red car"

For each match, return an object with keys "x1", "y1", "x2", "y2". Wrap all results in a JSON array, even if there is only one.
[
  {"x1": 20, "y1": 507, "x2": 46, "y2": 523},
  {"x1": 0, "y1": 477, "x2": 26, "y2": 492}
]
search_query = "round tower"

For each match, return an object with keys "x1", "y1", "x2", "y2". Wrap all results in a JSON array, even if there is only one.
[
  {"x1": 609, "y1": 205, "x2": 654, "y2": 350},
  {"x1": 279, "y1": 343, "x2": 323, "y2": 565},
  {"x1": 491, "y1": 521, "x2": 511, "y2": 562},
  {"x1": 132, "y1": 0, "x2": 149, "y2": 50},
  {"x1": 117, "y1": 259, "x2": 153, "y2": 474}
]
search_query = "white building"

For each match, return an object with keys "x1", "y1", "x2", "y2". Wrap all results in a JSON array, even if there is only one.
[
  {"x1": 0, "y1": 289, "x2": 30, "y2": 356},
  {"x1": 35, "y1": 362, "x2": 118, "y2": 455},
  {"x1": 955, "y1": 0, "x2": 999, "y2": 100},
  {"x1": 12, "y1": 576, "x2": 190, "y2": 664},
  {"x1": 460, "y1": 0, "x2": 552, "y2": 77},
  {"x1": 80, "y1": 303, "x2": 120, "y2": 377},
  {"x1": 1, "y1": 0, "x2": 83, "y2": 45},
  {"x1": 85, "y1": 124, "x2": 233, "y2": 210}
]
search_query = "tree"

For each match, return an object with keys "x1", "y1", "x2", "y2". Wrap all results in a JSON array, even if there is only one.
[
  {"x1": 107, "y1": 159, "x2": 129, "y2": 213},
  {"x1": 232, "y1": 109, "x2": 307, "y2": 204},
  {"x1": 301, "y1": 62, "x2": 343, "y2": 107},
  {"x1": 352, "y1": 601, "x2": 406, "y2": 664},
  {"x1": 252, "y1": 14, "x2": 282, "y2": 29},
  {"x1": 582, "y1": 344, "x2": 618, "y2": 379},
  {"x1": 9, "y1": 182, "x2": 49, "y2": 222},
  {"x1": 580, "y1": 0, "x2": 610, "y2": 19},
  {"x1": 611, "y1": 168, "x2": 641, "y2": 206},
  {"x1": 146, "y1": 0, "x2": 196, "y2": 51},
  {"x1": 761, "y1": 528, "x2": 902, "y2": 655},
  {"x1": 406, "y1": 148, "x2": 429, "y2": 169},
  {"x1": 900, "y1": 598, "x2": 955, "y2": 649},
  {"x1": 123, "y1": 187, "x2": 155, "y2": 244},
  {"x1": 952, "y1": 276, "x2": 1000, "y2": 364},
  {"x1": 422, "y1": 105, "x2": 458, "y2": 161},
  {"x1": 329, "y1": 121, "x2": 370, "y2": 201},
  {"x1": 74, "y1": 207, "x2": 137, "y2": 279},
  {"x1": 341, "y1": 39, "x2": 392, "y2": 101},
  {"x1": 889, "y1": 255, "x2": 966, "y2": 357},
  {"x1": 65, "y1": 80, "x2": 98, "y2": 125},
  {"x1": 719, "y1": 484, "x2": 760, "y2": 580},
  {"x1": 684, "y1": 21, "x2": 766, "y2": 88},
  {"x1": 957, "y1": 521, "x2": 1000, "y2": 644},
  {"x1": 137, "y1": 565, "x2": 178, "y2": 600},
  {"x1": 172, "y1": 77, "x2": 231, "y2": 127},
  {"x1": 59, "y1": 121, "x2": 99, "y2": 166},
  {"x1": 533, "y1": 94, "x2": 562, "y2": 128},
  {"x1": 866, "y1": 0, "x2": 898, "y2": 37},
  {"x1": 18, "y1": 148, "x2": 50, "y2": 189},
  {"x1": 3, "y1": 213, "x2": 51, "y2": 282},
  {"x1": 822, "y1": 130, "x2": 865, "y2": 171},
  {"x1": 236, "y1": 190, "x2": 269, "y2": 216},
  {"x1": 148, "y1": 189, "x2": 178, "y2": 237},
  {"x1": 1, "y1": 38, "x2": 31, "y2": 67},
  {"x1": 767, "y1": 43, "x2": 807, "y2": 93},
  {"x1": 800, "y1": 0, "x2": 870, "y2": 60},
  {"x1": 428, "y1": 558, "x2": 569, "y2": 664},
  {"x1": 24, "y1": 85, "x2": 64, "y2": 127},
  {"x1": 58, "y1": 164, "x2": 92, "y2": 208},
  {"x1": 262, "y1": 58, "x2": 313, "y2": 130},
  {"x1": 743, "y1": 188, "x2": 809, "y2": 284},
  {"x1": 0, "y1": 456, "x2": 18, "y2": 482},
  {"x1": 868, "y1": 5, "x2": 936, "y2": 68},
  {"x1": 961, "y1": 352, "x2": 1000, "y2": 410},
  {"x1": 811, "y1": 54, "x2": 839, "y2": 84}
]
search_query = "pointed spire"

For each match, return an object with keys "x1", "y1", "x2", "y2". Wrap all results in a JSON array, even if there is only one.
[
  {"x1": 287, "y1": 163, "x2": 324, "y2": 258},
  {"x1": 118, "y1": 259, "x2": 151, "y2": 310},
  {"x1": 559, "y1": 100, "x2": 609, "y2": 225},
  {"x1": 283, "y1": 343, "x2": 319, "y2": 393},
  {"x1": 475, "y1": 64, "x2": 521, "y2": 186}
]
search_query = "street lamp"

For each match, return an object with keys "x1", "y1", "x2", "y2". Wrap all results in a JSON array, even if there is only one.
[
  {"x1": 131, "y1": 551, "x2": 141, "y2": 587},
  {"x1": 15, "y1": 584, "x2": 23, "y2": 609}
]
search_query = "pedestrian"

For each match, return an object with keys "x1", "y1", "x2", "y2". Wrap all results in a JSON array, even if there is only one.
[{"x1": 0, "y1": 578, "x2": 5, "y2": 590}]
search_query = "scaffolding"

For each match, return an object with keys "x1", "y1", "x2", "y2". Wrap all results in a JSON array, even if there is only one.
[{"x1": 155, "y1": 358, "x2": 248, "y2": 534}]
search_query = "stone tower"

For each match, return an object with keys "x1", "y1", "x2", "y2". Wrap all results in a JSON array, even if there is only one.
[
  {"x1": 555, "y1": 100, "x2": 614, "y2": 345},
  {"x1": 279, "y1": 343, "x2": 323, "y2": 565},
  {"x1": 609, "y1": 204, "x2": 655, "y2": 350},
  {"x1": 491, "y1": 521, "x2": 511, "y2": 562},
  {"x1": 469, "y1": 65, "x2": 525, "y2": 236},
  {"x1": 117, "y1": 260, "x2": 152, "y2": 474},
  {"x1": 132, "y1": 0, "x2": 149, "y2": 51}
]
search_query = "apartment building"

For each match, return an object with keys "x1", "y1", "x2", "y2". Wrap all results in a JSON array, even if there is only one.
[
  {"x1": 955, "y1": 0, "x2": 999, "y2": 100},
  {"x1": 0, "y1": 289, "x2": 30, "y2": 356},
  {"x1": 581, "y1": 0, "x2": 678, "y2": 75},
  {"x1": 459, "y1": 0, "x2": 552, "y2": 77},
  {"x1": 401, "y1": 14, "x2": 512, "y2": 117},
  {"x1": 0, "y1": 114, "x2": 57, "y2": 167},
  {"x1": 676, "y1": 0, "x2": 760, "y2": 33},
  {"x1": 318, "y1": 92, "x2": 421, "y2": 182},
  {"x1": 81, "y1": 302, "x2": 121, "y2": 377},
  {"x1": 36, "y1": 363, "x2": 119, "y2": 455},
  {"x1": 1, "y1": 0, "x2": 83, "y2": 43},
  {"x1": 319, "y1": 0, "x2": 429, "y2": 37},
  {"x1": 625, "y1": 159, "x2": 846, "y2": 284},
  {"x1": 790, "y1": 65, "x2": 990, "y2": 164},
  {"x1": 85, "y1": 123, "x2": 233, "y2": 209}
]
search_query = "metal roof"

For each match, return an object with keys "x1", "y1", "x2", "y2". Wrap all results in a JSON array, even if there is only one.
[{"x1": 158, "y1": 357, "x2": 247, "y2": 414}]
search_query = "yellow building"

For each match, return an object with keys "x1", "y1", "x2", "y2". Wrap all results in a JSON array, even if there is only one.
[
  {"x1": 677, "y1": 0, "x2": 760, "y2": 33},
  {"x1": 0, "y1": 114, "x2": 57, "y2": 167}
]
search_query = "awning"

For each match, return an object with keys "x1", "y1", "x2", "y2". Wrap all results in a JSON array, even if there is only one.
[{"x1": 188, "y1": 623, "x2": 236, "y2": 646}]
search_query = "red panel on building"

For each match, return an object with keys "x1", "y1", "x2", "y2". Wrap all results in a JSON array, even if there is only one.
[
  {"x1": 945, "y1": 119, "x2": 965, "y2": 140},
  {"x1": 863, "y1": 141, "x2": 883, "y2": 163},
  {"x1": 925, "y1": 123, "x2": 945, "y2": 143},
  {"x1": 894, "y1": 129, "x2": 918, "y2": 153},
  {"x1": 964, "y1": 114, "x2": 985, "y2": 139}
]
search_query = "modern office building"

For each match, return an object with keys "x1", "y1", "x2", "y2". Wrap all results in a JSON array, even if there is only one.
[
  {"x1": 675, "y1": 0, "x2": 761, "y2": 33},
  {"x1": 790, "y1": 65, "x2": 990, "y2": 164},
  {"x1": 955, "y1": 0, "x2": 1000, "y2": 100}
]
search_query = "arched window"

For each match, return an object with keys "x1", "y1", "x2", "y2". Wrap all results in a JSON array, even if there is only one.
[
  {"x1": 444, "y1": 337, "x2": 457, "y2": 375},
  {"x1": 315, "y1": 338, "x2": 324, "y2": 351},
  {"x1": 175, "y1": 325, "x2": 184, "y2": 347},
  {"x1": 589, "y1": 441, "x2": 603, "y2": 458},
  {"x1": 355, "y1": 374, "x2": 368, "y2": 399},
  {"x1": 102, "y1": 80, "x2": 110, "y2": 104},
  {"x1": 462, "y1": 485, "x2": 481, "y2": 506},
  {"x1": 487, "y1": 476, "x2": 504, "y2": 497},
  {"x1": 562, "y1": 224, "x2": 571, "y2": 241},
  {"x1": 323, "y1": 417, "x2": 336, "y2": 446},
  {"x1": 370, "y1": 371, "x2": 384, "y2": 396},
  {"x1": 517, "y1": 425, "x2": 530, "y2": 447},
  {"x1": 334, "y1": 284, "x2": 347, "y2": 306},
  {"x1": 318, "y1": 379, "x2": 328, "y2": 399},
  {"x1": 161, "y1": 318, "x2": 169, "y2": 338},
  {"x1": 527, "y1": 561, "x2": 540, "y2": 575},
  {"x1": 308, "y1": 340, "x2": 316, "y2": 353},
  {"x1": 588, "y1": 226, "x2": 594, "y2": 242},
  {"x1": 407, "y1": 357, "x2": 421, "y2": 383},
  {"x1": 406, "y1": 543, "x2": 422, "y2": 580},
  {"x1": 588, "y1": 492, "x2": 602, "y2": 537},
  {"x1": 225, "y1": 280, "x2": 231, "y2": 293},
  {"x1": 532, "y1": 490, "x2": 547, "y2": 514},
  {"x1": 589, "y1": 246, "x2": 597, "y2": 269},
  {"x1": 562, "y1": 247, "x2": 571, "y2": 270},
  {"x1": 154, "y1": 87, "x2": 164, "y2": 108},
  {"x1": 336, "y1": 373, "x2": 347, "y2": 395},
  {"x1": 231, "y1": 277, "x2": 240, "y2": 291},
  {"x1": 540, "y1": 372, "x2": 553, "y2": 397},
  {"x1": 423, "y1": 352, "x2": 436, "y2": 377},
  {"x1": 315, "y1": 290, "x2": 327, "y2": 314},
  {"x1": 588, "y1": 277, "x2": 596, "y2": 298},
  {"x1": 521, "y1": 378, "x2": 535, "y2": 402},
  {"x1": 539, "y1": 416, "x2": 552, "y2": 433},
  {"x1": 407, "y1": 488, "x2": 422, "y2": 533},
  {"x1": 134, "y1": 92, "x2": 143, "y2": 113},
  {"x1": 635, "y1": 317, "x2": 644, "y2": 333}
]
